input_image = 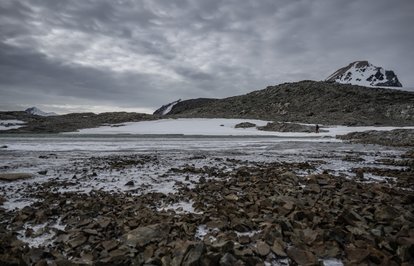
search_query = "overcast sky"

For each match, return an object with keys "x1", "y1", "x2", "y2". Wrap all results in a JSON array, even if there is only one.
[{"x1": 1, "y1": 0, "x2": 413, "y2": 114}]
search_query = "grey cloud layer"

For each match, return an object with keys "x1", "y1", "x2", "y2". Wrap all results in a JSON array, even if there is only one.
[{"x1": 1, "y1": 0, "x2": 413, "y2": 113}]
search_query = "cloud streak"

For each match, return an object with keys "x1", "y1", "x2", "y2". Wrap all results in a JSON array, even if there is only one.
[{"x1": 1, "y1": 0, "x2": 413, "y2": 113}]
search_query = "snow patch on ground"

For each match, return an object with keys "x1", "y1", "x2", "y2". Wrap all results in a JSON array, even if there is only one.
[
  {"x1": 71, "y1": 118, "x2": 414, "y2": 138},
  {"x1": 195, "y1": 224, "x2": 220, "y2": 240},
  {"x1": 157, "y1": 200, "x2": 202, "y2": 214},
  {"x1": 235, "y1": 230, "x2": 261, "y2": 237},
  {"x1": 0, "y1": 120, "x2": 25, "y2": 130},
  {"x1": 320, "y1": 258, "x2": 344, "y2": 266},
  {"x1": 2, "y1": 198, "x2": 36, "y2": 211},
  {"x1": 17, "y1": 219, "x2": 65, "y2": 248},
  {"x1": 74, "y1": 118, "x2": 271, "y2": 136}
]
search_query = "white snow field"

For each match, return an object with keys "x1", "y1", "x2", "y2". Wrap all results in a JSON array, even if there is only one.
[
  {"x1": 72, "y1": 118, "x2": 414, "y2": 137},
  {"x1": 0, "y1": 120, "x2": 25, "y2": 130}
]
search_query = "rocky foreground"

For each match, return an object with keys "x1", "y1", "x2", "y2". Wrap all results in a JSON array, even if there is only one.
[{"x1": 1, "y1": 150, "x2": 413, "y2": 265}]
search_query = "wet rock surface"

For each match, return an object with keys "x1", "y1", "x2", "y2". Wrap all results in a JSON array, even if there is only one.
[{"x1": 0, "y1": 148, "x2": 413, "y2": 265}]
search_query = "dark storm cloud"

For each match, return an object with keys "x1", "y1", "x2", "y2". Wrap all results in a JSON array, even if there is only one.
[{"x1": 0, "y1": 0, "x2": 413, "y2": 113}]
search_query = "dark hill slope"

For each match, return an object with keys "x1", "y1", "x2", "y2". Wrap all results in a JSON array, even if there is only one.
[
  {"x1": 167, "y1": 98, "x2": 218, "y2": 115},
  {"x1": 0, "y1": 112, "x2": 154, "y2": 133},
  {"x1": 168, "y1": 81, "x2": 414, "y2": 126}
]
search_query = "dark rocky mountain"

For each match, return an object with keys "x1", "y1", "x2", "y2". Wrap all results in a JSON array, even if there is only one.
[
  {"x1": 25, "y1": 107, "x2": 58, "y2": 116},
  {"x1": 326, "y1": 61, "x2": 402, "y2": 87},
  {"x1": 160, "y1": 80, "x2": 414, "y2": 126},
  {"x1": 153, "y1": 99, "x2": 182, "y2": 116},
  {"x1": 153, "y1": 98, "x2": 218, "y2": 116}
]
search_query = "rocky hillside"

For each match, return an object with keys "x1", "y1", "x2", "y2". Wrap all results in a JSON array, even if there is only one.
[
  {"x1": 0, "y1": 111, "x2": 154, "y2": 133},
  {"x1": 154, "y1": 98, "x2": 217, "y2": 116},
  {"x1": 338, "y1": 129, "x2": 414, "y2": 147},
  {"x1": 326, "y1": 61, "x2": 402, "y2": 87},
  {"x1": 25, "y1": 107, "x2": 58, "y2": 117},
  {"x1": 162, "y1": 81, "x2": 414, "y2": 126}
]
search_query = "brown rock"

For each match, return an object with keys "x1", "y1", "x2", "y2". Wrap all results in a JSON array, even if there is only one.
[
  {"x1": 219, "y1": 253, "x2": 238, "y2": 266},
  {"x1": 210, "y1": 241, "x2": 234, "y2": 253},
  {"x1": 302, "y1": 228, "x2": 318, "y2": 245},
  {"x1": 287, "y1": 247, "x2": 317, "y2": 265},
  {"x1": 375, "y1": 206, "x2": 399, "y2": 221},
  {"x1": 0, "y1": 173, "x2": 33, "y2": 181},
  {"x1": 224, "y1": 194, "x2": 239, "y2": 201},
  {"x1": 235, "y1": 122, "x2": 256, "y2": 128},
  {"x1": 182, "y1": 243, "x2": 206, "y2": 266},
  {"x1": 82, "y1": 229, "x2": 98, "y2": 235},
  {"x1": 206, "y1": 219, "x2": 227, "y2": 230},
  {"x1": 346, "y1": 247, "x2": 370, "y2": 263},
  {"x1": 281, "y1": 171, "x2": 298, "y2": 184},
  {"x1": 171, "y1": 240, "x2": 191, "y2": 266},
  {"x1": 238, "y1": 235, "x2": 250, "y2": 244},
  {"x1": 255, "y1": 240, "x2": 270, "y2": 256},
  {"x1": 101, "y1": 240, "x2": 119, "y2": 251},
  {"x1": 356, "y1": 168, "x2": 364, "y2": 179},
  {"x1": 125, "y1": 180, "x2": 134, "y2": 186},
  {"x1": 271, "y1": 240, "x2": 287, "y2": 257},
  {"x1": 143, "y1": 244, "x2": 155, "y2": 261},
  {"x1": 68, "y1": 234, "x2": 87, "y2": 248},
  {"x1": 96, "y1": 216, "x2": 111, "y2": 228},
  {"x1": 123, "y1": 223, "x2": 168, "y2": 247},
  {"x1": 304, "y1": 183, "x2": 321, "y2": 194}
]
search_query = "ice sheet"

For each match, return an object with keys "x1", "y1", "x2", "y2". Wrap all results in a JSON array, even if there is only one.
[
  {"x1": 70, "y1": 118, "x2": 414, "y2": 137},
  {"x1": 0, "y1": 136, "x2": 410, "y2": 211}
]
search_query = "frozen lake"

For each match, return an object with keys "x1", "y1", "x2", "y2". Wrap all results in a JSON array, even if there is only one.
[{"x1": 0, "y1": 134, "x2": 408, "y2": 211}]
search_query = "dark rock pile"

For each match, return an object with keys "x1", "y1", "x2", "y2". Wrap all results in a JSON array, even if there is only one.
[
  {"x1": 234, "y1": 122, "x2": 256, "y2": 129},
  {"x1": 257, "y1": 122, "x2": 326, "y2": 133},
  {"x1": 1, "y1": 159, "x2": 413, "y2": 265},
  {"x1": 338, "y1": 129, "x2": 414, "y2": 147}
]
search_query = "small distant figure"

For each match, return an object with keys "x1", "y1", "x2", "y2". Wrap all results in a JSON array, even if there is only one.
[{"x1": 315, "y1": 124, "x2": 320, "y2": 133}]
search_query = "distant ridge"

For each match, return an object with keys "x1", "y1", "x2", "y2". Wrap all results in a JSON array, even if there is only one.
[
  {"x1": 154, "y1": 80, "x2": 414, "y2": 126},
  {"x1": 25, "y1": 107, "x2": 58, "y2": 117}
]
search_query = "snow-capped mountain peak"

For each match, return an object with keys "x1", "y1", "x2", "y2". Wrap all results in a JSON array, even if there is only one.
[
  {"x1": 25, "y1": 107, "x2": 57, "y2": 116},
  {"x1": 326, "y1": 61, "x2": 402, "y2": 87}
]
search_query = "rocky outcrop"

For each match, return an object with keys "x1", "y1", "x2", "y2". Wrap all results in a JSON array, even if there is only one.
[
  {"x1": 154, "y1": 98, "x2": 218, "y2": 116},
  {"x1": 234, "y1": 122, "x2": 256, "y2": 128},
  {"x1": 25, "y1": 107, "x2": 58, "y2": 116},
  {"x1": 153, "y1": 99, "x2": 181, "y2": 116},
  {"x1": 338, "y1": 129, "x2": 414, "y2": 146},
  {"x1": 258, "y1": 122, "x2": 326, "y2": 133}
]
